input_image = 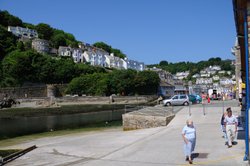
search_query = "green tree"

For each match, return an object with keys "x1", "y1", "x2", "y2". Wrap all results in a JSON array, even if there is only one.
[
  {"x1": 221, "y1": 60, "x2": 233, "y2": 71},
  {"x1": 53, "y1": 58, "x2": 75, "y2": 83},
  {"x1": 1, "y1": 50, "x2": 34, "y2": 86},
  {"x1": 93, "y1": 42, "x2": 112, "y2": 53},
  {"x1": 36, "y1": 23, "x2": 53, "y2": 40},
  {"x1": 0, "y1": 25, "x2": 17, "y2": 60},
  {"x1": 74, "y1": 63, "x2": 106, "y2": 77},
  {"x1": 17, "y1": 41, "x2": 25, "y2": 51},
  {"x1": 159, "y1": 60, "x2": 168, "y2": 66},
  {"x1": 51, "y1": 33, "x2": 67, "y2": 48},
  {"x1": 24, "y1": 40, "x2": 32, "y2": 50},
  {"x1": 66, "y1": 73, "x2": 108, "y2": 96},
  {"x1": 111, "y1": 48, "x2": 126, "y2": 59},
  {"x1": 93, "y1": 42, "x2": 126, "y2": 59},
  {"x1": 135, "y1": 71, "x2": 160, "y2": 95},
  {"x1": 38, "y1": 57, "x2": 57, "y2": 84},
  {"x1": 52, "y1": 29, "x2": 78, "y2": 48},
  {"x1": 107, "y1": 69, "x2": 137, "y2": 95},
  {"x1": 23, "y1": 23, "x2": 36, "y2": 30},
  {"x1": 0, "y1": 10, "x2": 23, "y2": 27}
]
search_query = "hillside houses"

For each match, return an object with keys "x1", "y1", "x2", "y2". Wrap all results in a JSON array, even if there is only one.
[
  {"x1": 7, "y1": 25, "x2": 236, "y2": 97},
  {"x1": 174, "y1": 71, "x2": 189, "y2": 80},
  {"x1": 196, "y1": 78, "x2": 213, "y2": 85},
  {"x1": 172, "y1": 63, "x2": 235, "y2": 97},
  {"x1": 58, "y1": 44, "x2": 145, "y2": 71},
  {"x1": 7, "y1": 26, "x2": 144, "y2": 71}
]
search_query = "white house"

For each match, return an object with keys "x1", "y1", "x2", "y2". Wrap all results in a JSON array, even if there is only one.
[
  {"x1": 105, "y1": 53, "x2": 126, "y2": 69},
  {"x1": 125, "y1": 58, "x2": 145, "y2": 71},
  {"x1": 212, "y1": 75, "x2": 220, "y2": 81},
  {"x1": 72, "y1": 48, "x2": 83, "y2": 63},
  {"x1": 83, "y1": 49, "x2": 109, "y2": 67},
  {"x1": 200, "y1": 70, "x2": 206, "y2": 74},
  {"x1": 58, "y1": 46, "x2": 72, "y2": 56},
  {"x1": 175, "y1": 71, "x2": 189, "y2": 80},
  {"x1": 200, "y1": 73, "x2": 210, "y2": 78},
  {"x1": 220, "y1": 78, "x2": 234, "y2": 85},
  {"x1": 196, "y1": 78, "x2": 213, "y2": 85},
  {"x1": 218, "y1": 70, "x2": 226, "y2": 74},
  {"x1": 227, "y1": 71, "x2": 232, "y2": 75},
  {"x1": 211, "y1": 65, "x2": 221, "y2": 71},
  {"x1": 192, "y1": 74, "x2": 200, "y2": 78},
  {"x1": 8, "y1": 26, "x2": 38, "y2": 39}
]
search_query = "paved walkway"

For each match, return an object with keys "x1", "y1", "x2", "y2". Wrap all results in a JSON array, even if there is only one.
[{"x1": 5, "y1": 104, "x2": 249, "y2": 166}]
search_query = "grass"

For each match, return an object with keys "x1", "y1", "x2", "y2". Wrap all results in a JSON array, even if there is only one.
[{"x1": 0, "y1": 120, "x2": 122, "y2": 148}]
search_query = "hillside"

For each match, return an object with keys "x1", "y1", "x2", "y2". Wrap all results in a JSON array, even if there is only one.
[
  {"x1": 147, "y1": 57, "x2": 235, "y2": 81},
  {"x1": 0, "y1": 11, "x2": 160, "y2": 97},
  {"x1": 0, "y1": 10, "x2": 235, "y2": 96}
]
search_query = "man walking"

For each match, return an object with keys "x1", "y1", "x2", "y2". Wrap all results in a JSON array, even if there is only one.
[{"x1": 224, "y1": 107, "x2": 238, "y2": 148}]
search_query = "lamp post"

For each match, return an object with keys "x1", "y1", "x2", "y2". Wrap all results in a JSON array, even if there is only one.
[{"x1": 243, "y1": 10, "x2": 249, "y2": 161}]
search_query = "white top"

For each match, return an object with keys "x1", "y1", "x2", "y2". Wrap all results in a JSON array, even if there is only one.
[
  {"x1": 224, "y1": 115, "x2": 238, "y2": 125},
  {"x1": 182, "y1": 125, "x2": 196, "y2": 140}
]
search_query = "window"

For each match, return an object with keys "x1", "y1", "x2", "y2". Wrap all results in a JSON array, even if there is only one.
[
  {"x1": 180, "y1": 95, "x2": 187, "y2": 99},
  {"x1": 172, "y1": 96, "x2": 178, "y2": 100}
]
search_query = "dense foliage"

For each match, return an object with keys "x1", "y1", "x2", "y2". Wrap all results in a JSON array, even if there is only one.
[
  {"x1": 0, "y1": 50, "x2": 107, "y2": 87},
  {"x1": 93, "y1": 42, "x2": 126, "y2": 59},
  {"x1": 67, "y1": 70, "x2": 160, "y2": 96}
]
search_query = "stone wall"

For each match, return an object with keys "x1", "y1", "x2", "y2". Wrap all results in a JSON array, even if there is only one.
[
  {"x1": 0, "y1": 86, "x2": 47, "y2": 99},
  {"x1": 55, "y1": 96, "x2": 155, "y2": 105},
  {"x1": 0, "y1": 84, "x2": 67, "y2": 99},
  {"x1": 0, "y1": 109, "x2": 124, "y2": 138}
]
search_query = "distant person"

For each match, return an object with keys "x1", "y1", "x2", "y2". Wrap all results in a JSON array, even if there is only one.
[
  {"x1": 201, "y1": 92, "x2": 206, "y2": 104},
  {"x1": 182, "y1": 119, "x2": 196, "y2": 164},
  {"x1": 109, "y1": 95, "x2": 114, "y2": 103},
  {"x1": 224, "y1": 107, "x2": 238, "y2": 148},
  {"x1": 157, "y1": 95, "x2": 163, "y2": 104},
  {"x1": 207, "y1": 95, "x2": 210, "y2": 104},
  {"x1": 220, "y1": 111, "x2": 228, "y2": 145}
]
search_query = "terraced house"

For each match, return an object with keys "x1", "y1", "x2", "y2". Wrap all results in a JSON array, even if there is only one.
[{"x1": 8, "y1": 26, "x2": 38, "y2": 38}]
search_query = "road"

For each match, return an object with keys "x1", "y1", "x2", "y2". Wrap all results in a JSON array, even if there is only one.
[{"x1": 4, "y1": 100, "x2": 248, "y2": 166}]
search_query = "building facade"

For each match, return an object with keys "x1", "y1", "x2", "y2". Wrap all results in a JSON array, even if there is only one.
[
  {"x1": 125, "y1": 58, "x2": 145, "y2": 71},
  {"x1": 8, "y1": 26, "x2": 38, "y2": 39},
  {"x1": 72, "y1": 48, "x2": 83, "y2": 63},
  {"x1": 150, "y1": 68, "x2": 175, "y2": 97},
  {"x1": 32, "y1": 38, "x2": 50, "y2": 54},
  {"x1": 58, "y1": 46, "x2": 72, "y2": 56}
]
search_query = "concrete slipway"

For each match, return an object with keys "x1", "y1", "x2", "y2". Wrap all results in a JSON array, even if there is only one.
[{"x1": 4, "y1": 102, "x2": 249, "y2": 166}]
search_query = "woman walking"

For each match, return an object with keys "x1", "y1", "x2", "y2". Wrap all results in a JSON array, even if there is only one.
[
  {"x1": 182, "y1": 119, "x2": 196, "y2": 164},
  {"x1": 221, "y1": 111, "x2": 228, "y2": 145}
]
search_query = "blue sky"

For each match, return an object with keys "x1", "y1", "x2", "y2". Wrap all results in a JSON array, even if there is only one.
[{"x1": 0, "y1": 0, "x2": 236, "y2": 65}]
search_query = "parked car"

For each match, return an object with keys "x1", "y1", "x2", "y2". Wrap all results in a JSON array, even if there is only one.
[
  {"x1": 188, "y1": 94, "x2": 197, "y2": 104},
  {"x1": 163, "y1": 94, "x2": 189, "y2": 106},
  {"x1": 194, "y1": 94, "x2": 202, "y2": 104}
]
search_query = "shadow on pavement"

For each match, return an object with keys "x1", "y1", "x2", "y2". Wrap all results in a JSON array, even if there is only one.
[
  {"x1": 237, "y1": 130, "x2": 245, "y2": 140},
  {"x1": 192, "y1": 153, "x2": 209, "y2": 159}
]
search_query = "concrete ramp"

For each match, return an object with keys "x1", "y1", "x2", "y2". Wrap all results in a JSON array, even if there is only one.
[{"x1": 122, "y1": 106, "x2": 175, "y2": 130}]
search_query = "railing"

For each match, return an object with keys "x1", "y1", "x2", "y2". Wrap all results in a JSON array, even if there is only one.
[{"x1": 1, "y1": 145, "x2": 37, "y2": 165}]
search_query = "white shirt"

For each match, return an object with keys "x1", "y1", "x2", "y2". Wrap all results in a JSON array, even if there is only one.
[
  {"x1": 224, "y1": 115, "x2": 238, "y2": 125},
  {"x1": 182, "y1": 125, "x2": 196, "y2": 140}
]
